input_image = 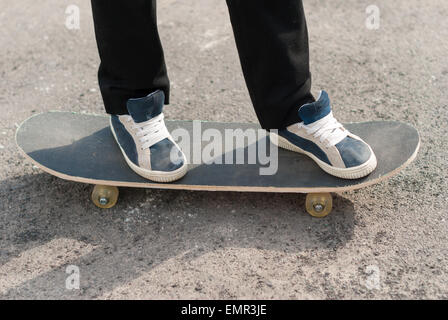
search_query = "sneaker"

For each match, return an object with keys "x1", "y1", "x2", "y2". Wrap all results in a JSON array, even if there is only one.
[
  {"x1": 110, "y1": 90, "x2": 188, "y2": 182},
  {"x1": 270, "y1": 90, "x2": 377, "y2": 179}
]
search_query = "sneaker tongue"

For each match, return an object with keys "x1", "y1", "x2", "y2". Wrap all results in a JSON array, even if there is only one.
[
  {"x1": 298, "y1": 90, "x2": 332, "y2": 125},
  {"x1": 126, "y1": 90, "x2": 165, "y2": 123}
]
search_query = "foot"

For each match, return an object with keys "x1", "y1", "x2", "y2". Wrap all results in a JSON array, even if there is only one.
[
  {"x1": 110, "y1": 90, "x2": 188, "y2": 182},
  {"x1": 271, "y1": 91, "x2": 377, "y2": 179}
]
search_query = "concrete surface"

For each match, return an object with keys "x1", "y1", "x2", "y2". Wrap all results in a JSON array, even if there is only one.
[{"x1": 0, "y1": 0, "x2": 447, "y2": 299}]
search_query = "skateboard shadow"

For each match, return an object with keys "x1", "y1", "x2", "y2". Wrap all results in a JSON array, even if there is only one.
[{"x1": 0, "y1": 169, "x2": 357, "y2": 299}]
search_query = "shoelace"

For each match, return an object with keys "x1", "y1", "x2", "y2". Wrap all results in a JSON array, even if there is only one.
[
  {"x1": 126, "y1": 113, "x2": 170, "y2": 150},
  {"x1": 298, "y1": 112, "x2": 348, "y2": 148}
]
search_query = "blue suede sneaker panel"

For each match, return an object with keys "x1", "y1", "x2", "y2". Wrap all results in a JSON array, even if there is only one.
[
  {"x1": 127, "y1": 90, "x2": 165, "y2": 123},
  {"x1": 298, "y1": 90, "x2": 331, "y2": 125},
  {"x1": 335, "y1": 136, "x2": 372, "y2": 168},
  {"x1": 111, "y1": 115, "x2": 139, "y2": 165},
  {"x1": 278, "y1": 129, "x2": 331, "y2": 165},
  {"x1": 149, "y1": 138, "x2": 184, "y2": 172}
]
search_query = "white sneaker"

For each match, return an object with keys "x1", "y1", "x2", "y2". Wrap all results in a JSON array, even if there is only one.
[
  {"x1": 110, "y1": 90, "x2": 188, "y2": 182},
  {"x1": 270, "y1": 90, "x2": 377, "y2": 179}
]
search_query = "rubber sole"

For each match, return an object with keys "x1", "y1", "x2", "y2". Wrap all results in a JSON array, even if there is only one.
[
  {"x1": 270, "y1": 132, "x2": 377, "y2": 179},
  {"x1": 110, "y1": 119, "x2": 188, "y2": 183}
]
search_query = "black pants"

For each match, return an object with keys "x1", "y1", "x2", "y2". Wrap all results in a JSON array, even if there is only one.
[{"x1": 91, "y1": 0, "x2": 314, "y2": 129}]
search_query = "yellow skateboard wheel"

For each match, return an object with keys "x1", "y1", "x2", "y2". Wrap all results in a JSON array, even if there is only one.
[
  {"x1": 91, "y1": 185, "x2": 119, "y2": 209},
  {"x1": 305, "y1": 193, "x2": 332, "y2": 218}
]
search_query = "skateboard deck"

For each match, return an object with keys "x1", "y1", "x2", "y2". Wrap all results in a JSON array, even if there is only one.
[{"x1": 16, "y1": 111, "x2": 420, "y2": 217}]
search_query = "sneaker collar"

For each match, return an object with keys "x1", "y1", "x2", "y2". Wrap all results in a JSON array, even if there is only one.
[
  {"x1": 298, "y1": 90, "x2": 331, "y2": 125},
  {"x1": 126, "y1": 90, "x2": 165, "y2": 123}
]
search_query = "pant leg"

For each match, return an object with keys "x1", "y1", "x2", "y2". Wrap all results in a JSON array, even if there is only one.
[
  {"x1": 226, "y1": 0, "x2": 314, "y2": 129},
  {"x1": 91, "y1": 0, "x2": 169, "y2": 114}
]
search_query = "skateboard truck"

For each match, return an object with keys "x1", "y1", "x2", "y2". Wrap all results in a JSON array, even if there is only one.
[{"x1": 89, "y1": 185, "x2": 335, "y2": 218}]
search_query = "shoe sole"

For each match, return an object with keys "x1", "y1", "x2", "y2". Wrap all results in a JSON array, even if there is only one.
[
  {"x1": 110, "y1": 119, "x2": 188, "y2": 183},
  {"x1": 270, "y1": 132, "x2": 377, "y2": 179}
]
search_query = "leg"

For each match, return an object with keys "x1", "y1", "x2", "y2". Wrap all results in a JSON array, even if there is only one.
[
  {"x1": 91, "y1": 0, "x2": 169, "y2": 114},
  {"x1": 91, "y1": 1, "x2": 187, "y2": 183},
  {"x1": 227, "y1": 1, "x2": 377, "y2": 179},
  {"x1": 226, "y1": 0, "x2": 314, "y2": 129}
]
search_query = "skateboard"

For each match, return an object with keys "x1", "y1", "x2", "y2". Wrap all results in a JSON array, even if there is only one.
[{"x1": 16, "y1": 111, "x2": 420, "y2": 218}]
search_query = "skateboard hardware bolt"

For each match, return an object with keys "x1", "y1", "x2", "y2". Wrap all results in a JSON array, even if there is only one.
[
  {"x1": 99, "y1": 197, "x2": 109, "y2": 206},
  {"x1": 313, "y1": 203, "x2": 324, "y2": 212}
]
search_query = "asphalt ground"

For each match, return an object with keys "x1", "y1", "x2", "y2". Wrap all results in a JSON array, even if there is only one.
[{"x1": 0, "y1": 0, "x2": 447, "y2": 299}]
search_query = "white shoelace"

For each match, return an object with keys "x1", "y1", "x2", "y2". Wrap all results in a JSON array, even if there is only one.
[
  {"x1": 298, "y1": 112, "x2": 348, "y2": 148},
  {"x1": 125, "y1": 113, "x2": 170, "y2": 150}
]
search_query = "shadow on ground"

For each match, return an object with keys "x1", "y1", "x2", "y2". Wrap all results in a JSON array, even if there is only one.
[{"x1": 0, "y1": 172, "x2": 356, "y2": 298}]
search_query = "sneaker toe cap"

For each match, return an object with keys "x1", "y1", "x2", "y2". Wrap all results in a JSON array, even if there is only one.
[
  {"x1": 150, "y1": 138, "x2": 185, "y2": 172},
  {"x1": 335, "y1": 136, "x2": 372, "y2": 168}
]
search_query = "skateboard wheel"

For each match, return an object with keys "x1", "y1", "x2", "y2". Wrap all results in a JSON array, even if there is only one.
[
  {"x1": 91, "y1": 185, "x2": 119, "y2": 209},
  {"x1": 305, "y1": 193, "x2": 332, "y2": 218}
]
